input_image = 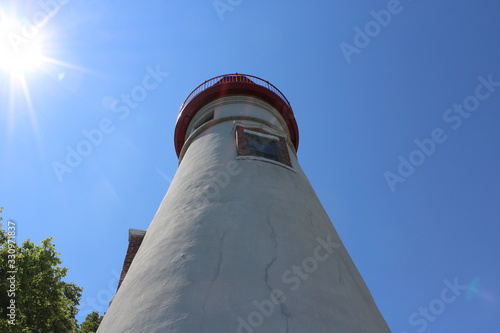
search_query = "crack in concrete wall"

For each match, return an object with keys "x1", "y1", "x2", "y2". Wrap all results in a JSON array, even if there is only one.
[
  {"x1": 202, "y1": 230, "x2": 226, "y2": 317},
  {"x1": 264, "y1": 205, "x2": 290, "y2": 332},
  {"x1": 303, "y1": 199, "x2": 320, "y2": 235}
]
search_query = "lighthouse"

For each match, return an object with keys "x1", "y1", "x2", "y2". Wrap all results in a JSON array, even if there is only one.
[{"x1": 97, "y1": 74, "x2": 390, "y2": 332}]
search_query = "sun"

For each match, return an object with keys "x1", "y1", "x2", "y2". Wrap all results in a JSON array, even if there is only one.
[
  {"x1": 0, "y1": 18, "x2": 45, "y2": 75},
  {"x1": 0, "y1": 14, "x2": 51, "y2": 142},
  {"x1": 0, "y1": 9, "x2": 85, "y2": 145}
]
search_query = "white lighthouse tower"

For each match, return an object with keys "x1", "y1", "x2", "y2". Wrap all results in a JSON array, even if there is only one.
[{"x1": 97, "y1": 74, "x2": 390, "y2": 332}]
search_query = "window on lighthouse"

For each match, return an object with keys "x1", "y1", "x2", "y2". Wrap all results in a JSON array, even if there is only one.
[
  {"x1": 247, "y1": 133, "x2": 280, "y2": 162},
  {"x1": 235, "y1": 126, "x2": 292, "y2": 167}
]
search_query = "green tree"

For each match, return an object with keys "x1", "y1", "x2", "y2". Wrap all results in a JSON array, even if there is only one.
[
  {"x1": 78, "y1": 311, "x2": 103, "y2": 333},
  {"x1": 0, "y1": 208, "x2": 83, "y2": 332}
]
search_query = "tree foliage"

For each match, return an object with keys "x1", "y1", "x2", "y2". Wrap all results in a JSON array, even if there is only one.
[
  {"x1": 0, "y1": 207, "x2": 83, "y2": 332},
  {"x1": 78, "y1": 311, "x2": 103, "y2": 333}
]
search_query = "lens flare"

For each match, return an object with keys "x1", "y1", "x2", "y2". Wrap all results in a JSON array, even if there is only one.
[{"x1": 465, "y1": 277, "x2": 495, "y2": 302}]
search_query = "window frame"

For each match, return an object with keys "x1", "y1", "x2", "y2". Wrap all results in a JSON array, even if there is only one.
[{"x1": 235, "y1": 126, "x2": 292, "y2": 168}]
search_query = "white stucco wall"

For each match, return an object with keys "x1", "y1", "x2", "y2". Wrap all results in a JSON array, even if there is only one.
[{"x1": 97, "y1": 96, "x2": 390, "y2": 333}]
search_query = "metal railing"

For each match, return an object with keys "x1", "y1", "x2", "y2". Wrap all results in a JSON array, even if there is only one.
[{"x1": 179, "y1": 74, "x2": 292, "y2": 112}]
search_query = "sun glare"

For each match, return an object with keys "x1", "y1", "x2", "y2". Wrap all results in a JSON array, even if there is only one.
[
  {"x1": 1, "y1": 8, "x2": 85, "y2": 146},
  {"x1": 0, "y1": 18, "x2": 45, "y2": 75}
]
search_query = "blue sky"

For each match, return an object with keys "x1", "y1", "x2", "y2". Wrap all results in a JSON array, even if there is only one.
[{"x1": 1, "y1": 0, "x2": 499, "y2": 331}]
